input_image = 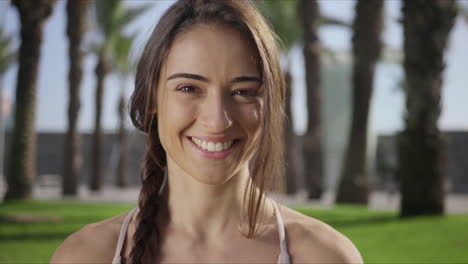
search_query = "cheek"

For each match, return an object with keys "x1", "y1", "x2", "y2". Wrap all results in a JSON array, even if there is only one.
[
  {"x1": 158, "y1": 96, "x2": 197, "y2": 149},
  {"x1": 236, "y1": 103, "x2": 263, "y2": 163}
]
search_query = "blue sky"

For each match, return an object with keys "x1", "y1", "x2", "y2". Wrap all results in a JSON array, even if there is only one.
[{"x1": 1, "y1": 0, "x2": 467, "y2": 134}]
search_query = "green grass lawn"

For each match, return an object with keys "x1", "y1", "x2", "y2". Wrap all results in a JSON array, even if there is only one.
[{"x1": 0, "y1": 200, "x2": 467, "y2": 263}]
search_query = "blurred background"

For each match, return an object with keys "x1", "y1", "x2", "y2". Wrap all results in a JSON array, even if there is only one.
[{"x1": 0, "y1": 0, "x2": 467, "y2": 263}]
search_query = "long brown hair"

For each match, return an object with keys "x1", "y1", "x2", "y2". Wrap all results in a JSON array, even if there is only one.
[{"x1": 128, "y1": 0, "x2": 285, "y2": 263}]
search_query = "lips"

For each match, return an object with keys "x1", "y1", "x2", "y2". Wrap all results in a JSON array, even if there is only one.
[
  {"x1": 187, "y1": 136, "x2": 240, "y2": 159},
  {"x1": 191, "y1": 137, "x2": 234, "y2": 152}
]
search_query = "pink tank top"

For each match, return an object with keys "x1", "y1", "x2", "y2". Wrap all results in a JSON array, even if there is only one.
[{"x1": 112, "y1": 201, "x2": 291, "y2": 264}]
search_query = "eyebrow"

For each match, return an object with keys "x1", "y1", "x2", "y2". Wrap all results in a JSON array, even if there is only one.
[{"x1": 167, "y1": 73, "x2": 263, "y2": 84}]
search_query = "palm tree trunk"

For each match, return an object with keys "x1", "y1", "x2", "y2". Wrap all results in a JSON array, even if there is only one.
[
  {"x1": 5, "y1": 0, "x2": 55, "y2": 200},
  {"x1": 399, "y1": 0, "x2": 456, "y2": 217},
  {"x1": 63, "y1": 0, "x2": 89, "y2": 196},
  {"x1": 90, "y1": 52, "x2": 109, "y2": 191},
  {"x1": 283, "y1": 70, "x2": 297, "y2": 194},
  {"x1": 116, "y1": 77, "x2": 128, "y2": 188},
  {"x1": 336, "y1": 0, "x2": 383, "y2": 205},
  {"x1": 299, "y1": 0, "x2": 323, "y2": 199}
]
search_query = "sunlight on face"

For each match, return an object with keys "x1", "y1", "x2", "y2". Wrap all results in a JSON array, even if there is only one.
[{"x1": 157, "y1": 24, "x2": 263, "y2": 185}]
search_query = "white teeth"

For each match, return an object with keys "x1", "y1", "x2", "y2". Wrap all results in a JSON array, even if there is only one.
[
  {"x1": 215, "y1": 143, "x2": 223, "y2": 151},
  {"x1": 202, "y1": 141, "x2": 207, "y2": 150},
  {"x1": 191, "y1": 137, "x2": 234, "y2": 152},
  {"x1": 207, "y1": 142, "x2": 215, "y2": 151}
]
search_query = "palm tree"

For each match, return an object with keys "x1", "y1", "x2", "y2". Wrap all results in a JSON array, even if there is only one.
[
  {"x1": 0, "y1": 28, "x2": 16, "y2": 190},
  {"x1": 259, "y1": 0, "x2": 348, "y2": 197},
  {"x1": 113, "y1": 33, "x2": 135, "y2": 188},
  {"x1": 335, "y1": 0, "x2": 384, "y2": 205},
  {"x1": 90, "y1": 0, "x2": 147, "y2": 191},
  {"x1": 4, "y1": 0, "x2": 56, "y2": 200},
  {"x1": 63, "y1": 0, "x2": 90, "y2": 196},
  {"x1": 398, "y1": 0, "x2": 457, "y2": 217},
  {"x1": 298, "y1": 0, "x2": 323, "y2": 199}
]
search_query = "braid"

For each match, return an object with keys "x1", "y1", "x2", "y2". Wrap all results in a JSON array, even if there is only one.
[{"x1": 129, "y1": 133, "x2": 166, "y2": 264}]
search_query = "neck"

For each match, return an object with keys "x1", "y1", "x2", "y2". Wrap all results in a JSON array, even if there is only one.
[{"x1": 163, "y1": 162, "x2": 253, "y2": 241}]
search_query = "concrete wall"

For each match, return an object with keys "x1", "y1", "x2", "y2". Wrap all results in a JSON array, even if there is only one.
[
  {"x1": 4, "y1": 131, "x2": 146, "y2": 187},
  {"x1": 375, "y1": 131, "x2": 468, "y2": 194}
]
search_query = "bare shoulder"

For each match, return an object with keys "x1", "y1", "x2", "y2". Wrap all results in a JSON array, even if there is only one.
[
  {"x1": 50, "y1": 210, "x2": 130, "y2": 263},
  {"x1": 278, "y1": 205, "x2": 363, "y2": 264}
]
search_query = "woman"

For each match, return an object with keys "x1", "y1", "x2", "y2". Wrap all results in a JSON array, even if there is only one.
[{"x1": 52, "y1": 0, "x2": 363, "y2": 263}]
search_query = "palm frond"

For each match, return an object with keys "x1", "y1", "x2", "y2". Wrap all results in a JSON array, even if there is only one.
[
  {"x1": 113, "y1": 33, "x2": 136, "y2": 75},
  {"x1": 94, "y1": 0, "x2": 121, "y2": 37},
  {"x1": 0, "y1": 28, "x2": 16, "y2": 76},
  {"x1": 255, "y1": 0, "x2": 301, "y2": 51},
  {"x1": 320, "y1": 15, "x2": 352, "y2": 28},
  {"x1": 115, "y1": 4, "x2": 151, "y2": 30},
  {"x1": 91, "y1": 0, "x2": 150, "y2": 71}
]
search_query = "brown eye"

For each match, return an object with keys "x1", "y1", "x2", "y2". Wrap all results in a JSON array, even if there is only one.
[
  {"x1": 232, "y1": 89, "x2": 258, "y2": 97},
  {"x1": 177, "y1": 85, "x2": 197, "y2": 93}
]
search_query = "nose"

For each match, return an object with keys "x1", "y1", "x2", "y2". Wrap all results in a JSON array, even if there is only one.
[{"x1": 199, "y1": 92, "x2": 233, "y2": 133}]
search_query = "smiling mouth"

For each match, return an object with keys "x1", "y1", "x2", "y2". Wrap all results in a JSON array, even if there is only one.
[{"x1": 187, "y1": 137, "x2": 240, "y2": 152}]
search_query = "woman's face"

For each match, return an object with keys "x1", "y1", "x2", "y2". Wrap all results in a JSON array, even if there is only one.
[{"x1": 157, "y1": 24, "x2": 264, "y2": 185}]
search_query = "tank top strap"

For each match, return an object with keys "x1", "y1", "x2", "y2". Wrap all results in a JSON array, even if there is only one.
[
  {"x1": 112, "y1": 208, "x2": 138, "y2": 264},
  {"x1": 272, "y1": 201, "x2": 291, "y2": 264}
]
